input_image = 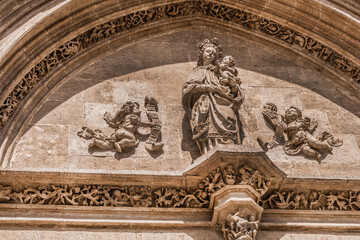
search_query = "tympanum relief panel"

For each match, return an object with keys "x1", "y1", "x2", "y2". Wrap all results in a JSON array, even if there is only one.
[{"x1": 9, "y1": 34, "x2": 358, "y2": 177}]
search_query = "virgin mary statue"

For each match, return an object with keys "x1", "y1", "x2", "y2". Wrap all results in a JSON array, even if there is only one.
[{"x1": 182, "y1": 38, "x2": 244, "y2": 155}]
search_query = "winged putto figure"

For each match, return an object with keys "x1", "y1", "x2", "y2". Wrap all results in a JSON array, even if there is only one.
[
  {"x1": 257, "y1": 103, "x2": 342, "y2": 161},
  {"x1": 77, "y1": 96, "x2": 164, "y2": 154}
]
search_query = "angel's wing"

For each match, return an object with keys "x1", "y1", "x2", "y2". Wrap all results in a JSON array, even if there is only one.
[
  {"x1": 303, "y1": 117, "x2": 318, "y2": 134},
  {"x1": 103, "y1": 111, "x2": 118, "y2": 128}
]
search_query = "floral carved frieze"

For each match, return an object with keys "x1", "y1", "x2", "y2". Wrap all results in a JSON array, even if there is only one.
[
  {"x1": 0, "y1": 164, "x2": 269, "y2": 208},
  {"x1": 0, "y1": 169, "x2": 359, "y2": 212},
  {"x1": 257, "y1": 103, "x2": 342, "y2": 161},
  {"x1": 77, "y1": 96, "x2": 164, "y2": 154},
  {"x1": 260, "y1": 190, "x2": 360, "y2": 211},
  {"x1": 1, "y1": 0, "x2": 359, "y2": 131}
]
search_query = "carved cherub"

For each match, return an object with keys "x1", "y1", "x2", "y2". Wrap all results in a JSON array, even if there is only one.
[
  {"x1": 0, "y1": 185, "x2": 12, "y2": 201},
  {"x1": 103, "y1": 101, "x2": 153, "y2": 152},
  {"x1": 309, "y1": 191, "x2": 327, "y2": 210},
  {"x1": 258, "y1": 103, "x2": 343, "y2": 161},
  {"x1": 293, "y1": 193, "x2": 308, "y2": 209},
  {"x1": 77, "y1": 97, "x2": 163, "y2": 154},
  {"x1": 223, "y1": 211, "x2": 259, "y2": 240},
  {"x1": 224, "y1": 164, "x2": 236, "y2": 185}
]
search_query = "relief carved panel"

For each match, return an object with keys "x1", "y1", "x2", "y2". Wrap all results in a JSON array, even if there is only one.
[
  {"x1": 1, "y1": 0, "x2": 359, "y2": 133},
  {"x1": 257, "y1": 103, "x2": 343, "y2": 161},
  {"x1": 77, "y1": 96, "x2": 164, "y2": 154}
]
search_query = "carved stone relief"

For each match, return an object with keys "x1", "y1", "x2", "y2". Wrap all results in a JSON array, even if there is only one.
[
  {"x1": 1, "y1": 0, "x2": 359, "y2": 132},
  {"x1": 0, "y1": 164, "x2": 269, "y2": 207},
  {"x1": 260, "y1": 190, "x2": 360, "y2": 211},
  {"x1": 222, "y1": 212, "x2": 259, "y2": 240},
  {"x1": 257, "y1": 103, "x2": 342, "y2": 161},
  {"x1": 0, "y1": 165, "x2": 359, "y2": 213},
  {"x1": 182, "y1": 38, "x2": 245, "y2": 155},
  {"x1": 77, "y1": 96, "x2": 164, "y2": 154}
]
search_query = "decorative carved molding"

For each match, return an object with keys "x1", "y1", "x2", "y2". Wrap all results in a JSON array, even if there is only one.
[
  {"x1": 0, "y1": 164, "x2": 269, "y2": 207},
  {"x1": 77, "y1": 96, "x2": 164, "y2": 154},
  {"x1": 0, "y1": 166, "x2": 359, "y2": 212},
  {"x1": 260, "y1": 190, "x2": 360, "y2": 211},
  {"x1": 0, "y1": 0, "x2": 359, "y2": 131},
  {"x1": 257, "y1": 103, "x2": 342, "y2": 161}
]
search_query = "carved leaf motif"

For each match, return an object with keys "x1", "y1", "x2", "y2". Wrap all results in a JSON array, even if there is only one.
[{"x1": 260, "y1": 190, "x2": 360, "y2": 211}]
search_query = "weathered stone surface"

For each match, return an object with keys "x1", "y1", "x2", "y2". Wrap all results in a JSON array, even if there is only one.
[
  {"x1": 1, "y1": 2, "x2": 360, "y2": 239},
  {"x1": 8, "y1": 28, "x2": 360, "y2": 178},
  {"x1": 13, "y1": 124, "x2": 69, "y2": 157}
]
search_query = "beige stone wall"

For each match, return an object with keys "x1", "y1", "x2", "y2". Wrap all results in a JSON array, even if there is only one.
[{"x1": 8, "y1": 28, "x2": 360, "y2": 179}]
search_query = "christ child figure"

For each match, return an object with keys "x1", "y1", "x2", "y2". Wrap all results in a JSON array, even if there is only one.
[{"x1": 217, "y1": 55, "x2": 242, "y2": 98}]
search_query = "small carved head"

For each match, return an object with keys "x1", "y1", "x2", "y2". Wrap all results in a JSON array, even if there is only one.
[
  {"x1": 284, "y1": 106, "x2": 302, "y2": 123},
  {"x1": 123, "y1": 101, "x2": 140, "y2": 116},
  {"x1": 249, "y1": 215, "x2": 256, "y2": 222},
  {"x1": 222, "y1": 55, "x2": 236, "y2": 67},
  {"x1": 197, "y1": 38, "x2": 223, "y2": 66},
  {"x1": 238, "y1": 166, "x2": 246, "y2": 175}
]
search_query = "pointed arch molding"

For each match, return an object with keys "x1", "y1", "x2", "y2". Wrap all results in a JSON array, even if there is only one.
[{"x1": 0, "y1": 0, "x2": 359, "y2": 135}]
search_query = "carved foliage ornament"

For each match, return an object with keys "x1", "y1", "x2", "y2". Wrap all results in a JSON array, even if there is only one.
[
  {"x1": 0, "y1": 164, "x2": 269, "y2": 207},
  {"x1": 77, "y1": 96, "x2": 164, "y2": 153},
  {"x1": 257, "y1": 103, "x2": 342, "y2": 161},
  {"x1": 260, "y1": 190, "x2": 360, "y2": 211},
  {"x1": 1, "y1": 0, "x2": 359, "y2": 131},
  {"x1": 0, "y1": 169, "x2": 359, "y2": 211}
]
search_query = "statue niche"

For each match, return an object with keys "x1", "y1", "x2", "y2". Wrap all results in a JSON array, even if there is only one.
[
  {"x1": 257, "y1": 103, "x2": 342, "y2": 161},
  {"x1": 78, "y1": 96, "x2": 164, "y2": 154},
  {"x1": 182, "y1": 38, "x2": 245, "y2": 155}
]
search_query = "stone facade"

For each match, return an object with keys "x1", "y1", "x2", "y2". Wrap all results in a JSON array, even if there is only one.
[{"x1": 0, "y1": 1, "x2": 360, "y2": 239}]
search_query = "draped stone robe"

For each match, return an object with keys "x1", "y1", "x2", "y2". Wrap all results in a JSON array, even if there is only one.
[{"x1": 182, "y1": 65, "x2": 242, "y2": 149}]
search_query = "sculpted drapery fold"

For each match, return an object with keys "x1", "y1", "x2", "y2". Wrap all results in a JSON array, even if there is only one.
[{"x1": 182, "y1": 38, "x2": 244, "y2": 155}]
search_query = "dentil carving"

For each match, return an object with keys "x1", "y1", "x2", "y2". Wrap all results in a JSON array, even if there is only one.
[
  {"x1": 77, "y1": 96, "x2": 163, "y2": 153},
  {"x1": 222, "y1": 212, "x2": 259, "y2": 240},
  {"x1": 257, "y1": 103, "x2": 342, "y2": 161},
  {"x1": 182, "y1": 38, "x2": 245, "y2": 155}
]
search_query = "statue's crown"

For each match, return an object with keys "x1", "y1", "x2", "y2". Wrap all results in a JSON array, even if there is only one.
[{"x1": 198, "y1": 38, "x2": 222, "y2": 53}]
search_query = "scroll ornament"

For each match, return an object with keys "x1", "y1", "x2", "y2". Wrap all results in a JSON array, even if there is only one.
[
  {"x1": 257, "y1": 103, "x2": 342, "y2": 161},
  {"x1": 77, "y1": 96, "x2": 164, "y2": 153}
]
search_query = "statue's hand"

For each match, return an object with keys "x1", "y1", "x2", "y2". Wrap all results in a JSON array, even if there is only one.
[{"x1": 277, "y1": 120, "x2": 287, "y2": 131}]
